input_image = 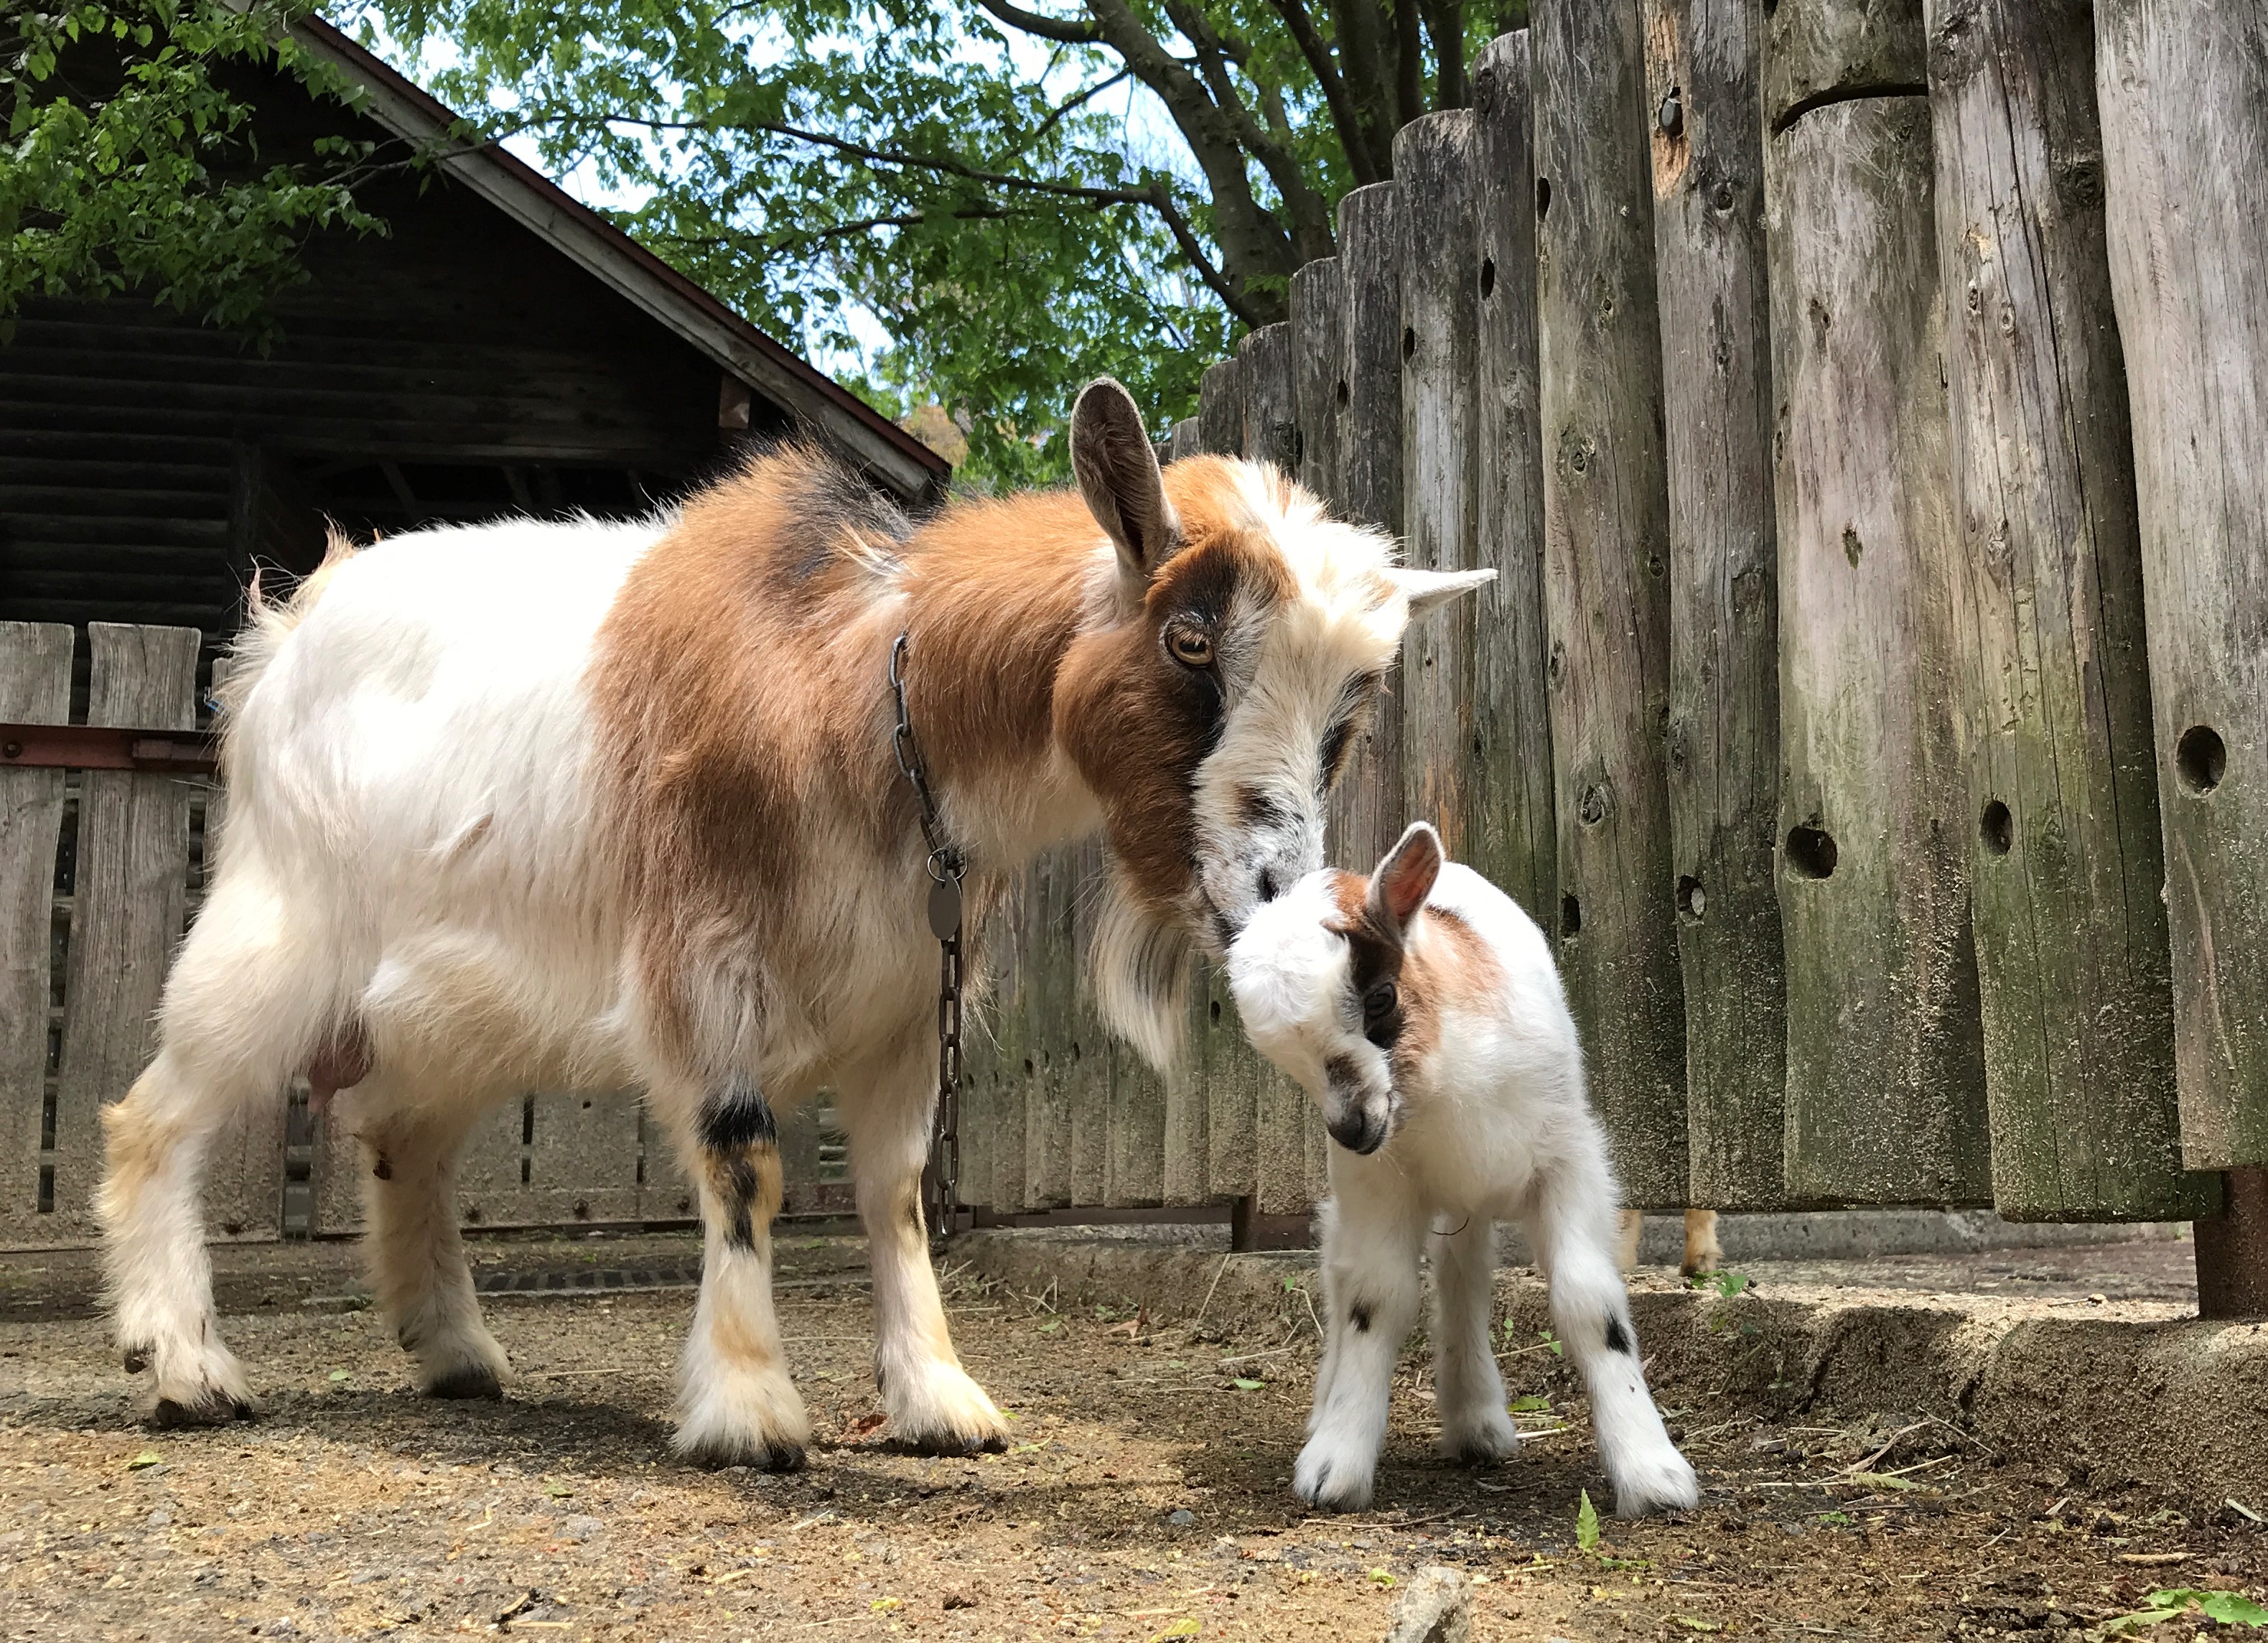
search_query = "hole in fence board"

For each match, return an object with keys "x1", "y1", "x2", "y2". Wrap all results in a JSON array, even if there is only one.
[
  {"x1": 1402, "y1": 326, "x2": 1417, "y2": 363},
  {"x1": 1676, "y1": 875, "x2": 1706, "y2": 920},
  {"x1": 1480, "y1": 258, "x2": 1496, "y2": 300},
  {"x1": 38, "y1": 1166, "x2": 54, "y2": 1214},
  {"x1": 1560, "y1": 894, "x2": 1582, "y2": 938},
  {"x1": 1785, "y1": 824, "x2": 1838, "y2": 880},
  {"x1": 1980, "y1": 801, "x2": 2013, "y2": 855},
  {"x1": 1335, "y1": 378, "x2": 1350, "y2": 409},
  {"x1": 2177, "y1": 725, "x2": 2226, "y2": 794},
  {"x1": 1536, "y1": 177, "x2": 1552, "y2": 219}
]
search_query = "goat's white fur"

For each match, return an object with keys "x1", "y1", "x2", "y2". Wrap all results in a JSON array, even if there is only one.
[{"x1": 1228, "y1": 825, "x2": 1700, "y2": 1517}]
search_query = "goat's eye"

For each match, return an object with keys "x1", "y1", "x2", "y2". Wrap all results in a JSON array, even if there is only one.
[
  {"x1": 1168, "y1": 627, "x2": 1214, "y2": 669},
  {"x1": 1363, "y1": 982, "x2": 1396, "y2": 1020}
]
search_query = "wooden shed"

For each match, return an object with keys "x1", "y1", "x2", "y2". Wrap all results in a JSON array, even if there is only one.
[{"x1": 0, "y1": 15, "x2": 951, "y2": 705}]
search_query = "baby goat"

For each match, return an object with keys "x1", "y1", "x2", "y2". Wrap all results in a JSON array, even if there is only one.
[{"x1": 1227, "y1": 822, "x2": 1699, "y2": 1517}]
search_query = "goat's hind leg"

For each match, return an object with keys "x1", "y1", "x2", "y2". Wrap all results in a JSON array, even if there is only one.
[
  {"x1": 359, "y1": 1093, "x2": 510, "y2": 1397},
  {"x1": 1525, "y1": 1171, "x2": 1697, "y2": 1517},
  {"x1": 666, "y1": 1074, "x2": 808, "y2": 1470},
  {"x1": 98, "y1": 1047, "x2": 271, "y2": 1425},
  {"x1": 1432, "y1": 1214, "x2": 1516, "y2": 1464}
]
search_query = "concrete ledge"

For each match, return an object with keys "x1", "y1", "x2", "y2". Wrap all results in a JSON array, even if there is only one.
[{"x1": 956, "y1": 1227, "x2": 2268, "y2": 1512}]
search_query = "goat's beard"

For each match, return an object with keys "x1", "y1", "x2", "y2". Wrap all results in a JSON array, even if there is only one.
[{"x1": 1087, "y1": 859, "x2": 1200, "y2": 1075}]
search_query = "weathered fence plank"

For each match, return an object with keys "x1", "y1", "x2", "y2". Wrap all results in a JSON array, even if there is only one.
[
  {"x1": 1199, "y1": 360, "x2": 1246, "y2": 466},
  {"x1": 1646, "y1": 0, "x2": 1789, "y2": 1208},
  {"x1": 1928, "y1": 0, "x2": 2209, "y2": 1221},
  {"x1": 0, "y1": 624, "x2": 75, "y2": 1247},
  {"x1": 1292, "y1": 259, "x2": 1344, "y2": 512},
  {"x1": 1332, "y1": 182, "x2": 1408, "y2": 873},
  {"x1": 1765, "y1": 0, "x2": 1991, "y2": 1204},
  {"x1": 48, "y1": 624, "x2": 201, "y2": 1242},
  {"x1": 1468, "y1": 32, "x2": 1557, "y2": 931},
  {"x1": 1026, "y1": 847, "x2": 1075, "y2": 1209},
  {"x1": 1165, "y1": 418, "x2": 1201, "y2": 465},
  {"x1": 1397, "y1": 111, "x2": 1483, "y2": 863},
  {"x1": 1239, "y1": 324, "x2": 1297, "y2": 478},
  {"x1": 1066, "y1": 841, "x2": 1111, "y2": 1209},
  {"x1": 2095, "y1": 0, "x2": 2268, "y2": 1179},
  {"x1": 1534, "y1": 0, "x2": 1690, "y2": 1210}
]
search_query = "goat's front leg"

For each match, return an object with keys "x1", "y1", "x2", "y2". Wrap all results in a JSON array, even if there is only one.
[
  {"x1": 1525, "y1": 1166, "x2": 1698, "y2": 1517},
  {"x1": 1294, "y1": 1174, "x2": 1427, "y2": 1512},
  {"x1": 666, "y1": 1074, "x2": 808, "y2": 1469},
  {"x1": 837, "y1": 1051, "x2": 1007, "y2": 1455},
  {"x1": 1431, "y1": 1213, "x2": 1516, "y2": 1464}
]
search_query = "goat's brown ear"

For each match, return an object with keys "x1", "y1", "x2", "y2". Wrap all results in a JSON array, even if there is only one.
[
  {"x1": 1070, "y1": 377, "x2": 1181, "y2": 584},
  {"x1": 1370, "y1": 822, "x2": 1442, "y2": 933}
]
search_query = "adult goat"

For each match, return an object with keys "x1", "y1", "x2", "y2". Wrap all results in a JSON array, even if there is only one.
[{"x1": 95, "y1": 380, "x2": 1489, "y2": 1469}]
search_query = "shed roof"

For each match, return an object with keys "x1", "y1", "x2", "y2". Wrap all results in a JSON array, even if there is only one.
[{"x1": 289, "y1": 14, "x2": 951, "y2": 504}]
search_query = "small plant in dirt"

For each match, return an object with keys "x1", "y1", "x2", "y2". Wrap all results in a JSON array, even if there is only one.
[{"x1": 2102, "y1": 1588, "x2": 2268, "y2": 1635}]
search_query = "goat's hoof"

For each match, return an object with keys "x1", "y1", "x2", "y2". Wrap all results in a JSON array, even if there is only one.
[
  {"x1": 1291, "y1": 1445, "x2": 1374, "y2": 1514},
  {"x1": 892, "y1": 1429, "x2": 1008, "y2": 1458},
  {"x1": 683, "y1": 1438, "x2": 807, "y2": 1474},
  {"x1": 121, "y1": 1347, "x2": 149, "y2": 1374},
  {"x1": 1610, "y1": 1446, "x2": 1701, "y2": 1517},
  {"x1": 424, "y1": 1364, "x2": 505, "y2": 1400},
  {"x1": 150, "y1": 1391, "x2": 257, "y2": 1428}
]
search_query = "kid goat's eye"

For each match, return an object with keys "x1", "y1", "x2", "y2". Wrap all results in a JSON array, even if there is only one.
[
  {"x1": 1168, "y1": 628, "x2": 1213, "y2": 668},
  {"x1": 1363, "y1": 982, "x2": 1396, "y2": 1020}
]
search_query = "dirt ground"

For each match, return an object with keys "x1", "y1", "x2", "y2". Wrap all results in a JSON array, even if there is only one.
[{"x1": 1, "y1": 1233, "x2": 2260, "y2": 1642}]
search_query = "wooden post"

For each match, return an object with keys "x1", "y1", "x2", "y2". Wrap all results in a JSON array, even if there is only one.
[
  {"x1": 1290, "y1": 254, "x2": 1345, "y2": 1205},
  {"x1": 1065, "y1": 839, "x2": 1111, "y2": 1209},
  {"x1": 1928, "y1": 0, "x2": 2211, "y2": 1222},
  {"x1": 1239, "y1": 324, "x2": 1297, "y2": 476},
  {"x1": 1025, "y1": 846, "x2": 1075, "y2": 1209},
  {"x1": 1534, "y1": 0, "x2": 1691, "y2": 1210},
  {"x1": 1644, "y1": 0, "x2": 1788, "y2": 1209},
  {"x1": 1199, "y1": 360, "x2": 1246, "y2": 464},
  {"x1": 1292, "y1": 259, "x2": 1344, "y2": 511},
  {"x1": 1397, "y1": 111, "x2": 1483, "y2": 861},
  {"x1": 1468, "y1": 32, "x2": 1557, "y2": 931},
  {"x1": 1765, "y1": 0, "x2": 1991, "y2": 1204},
  {"x1": 2096, "y1": 0, "x2": 2268, "y2": 1309},
  {"x1": 1333, "y1": 182, "x2": 1408, "y2": 872},
  {"x1": 50, "y1": 625, "x2": 202, "y2": 1240},
  {"x1": 1165, "y1": 418, "x2": 1201, "y2": 464},
  {"x1": 0, "y1": 625, "x2": 75, "y2": 1247},
  {"x1": 983, "y1": 870, "x2": 1031, "y2": 1214}
]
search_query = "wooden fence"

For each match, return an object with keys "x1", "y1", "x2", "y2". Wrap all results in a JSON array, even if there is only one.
[{"x1": 958, "y1": 0, "x2": 2267, "y2": 1304}]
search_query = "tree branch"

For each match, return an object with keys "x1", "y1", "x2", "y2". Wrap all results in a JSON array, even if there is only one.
[
  {"x1": 1261, "y1": 0, "x2": 1378, "y2": 185},
  {"x1": 1031, "y1": 65, "x2": 1130, "y2": 142},
  {"x1": 1142, "y1": 182, "x2": 1267, "y2": 327},
  {"x1": 968, "y1": 0, "x2": 1101, "y2": 45}
]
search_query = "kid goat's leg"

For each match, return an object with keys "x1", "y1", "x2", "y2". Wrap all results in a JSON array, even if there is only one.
[
  {"x1": 1526, "y1": 1165, "x2": 1698, "y2": 1517},
  {"x1": 1294, "y1": 1177, "x2": 1427, "y2": 1512},
  {"x1": 837, "y1": 1045, "x2": 1007, "y2": 1453},
  {"x1": 98, "y1": 1046, "x2": 271, "y2": 1425},
  {"x1": 666, "y1": 1074, "x2": 809, "y2": 1469},
  {"x1": 1432, "y1": 1214, "x2": 1518, "y2": 1463},
  {"x1": 358, "y1": 1093, "x2": 511, "y2": 1397}
]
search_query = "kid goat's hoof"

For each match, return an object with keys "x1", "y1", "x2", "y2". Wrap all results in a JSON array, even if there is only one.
[
  {"x1": 1611, "y1": 1448, "x2": 1702, "y2": 1518},
  {"x1": 681, "y1": 1435, "x2": 809, "y2": 1474},
  {"x1": 1292, "y1": 1449, "x2": 1375, "y2": 1514}
]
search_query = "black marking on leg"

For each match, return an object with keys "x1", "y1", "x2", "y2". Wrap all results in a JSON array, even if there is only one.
[
  {"x1": 372, "y1": 1154, "x2": 392, "y2": 1181},
  {"x1": 699, "y1": 1074, "x2": 777, "y2": 1154},
  {"x1": 1605, "y1": 1316, "x2": 1633, "y2": 1356},
  {"x1": 723, "y1": 1157, "x2": 761, "y2": 1252},
  {"x1": 1348, "y1": 1301, "x2": 1373, "y2": 1334}
]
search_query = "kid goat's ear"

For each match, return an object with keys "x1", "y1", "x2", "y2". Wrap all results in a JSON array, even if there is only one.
[
  {"x1": 1370, "y1": 821, "x2": 1443, "y2": 934},
  {"x1": 1070, "y1": 376, "x2": 1182, "y2": 587}
]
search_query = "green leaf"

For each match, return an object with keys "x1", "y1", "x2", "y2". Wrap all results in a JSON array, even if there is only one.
[
  {"x1": 126, "y1": 1451, "x2": 162, "y2": 1471},
  {"x1": 1862, "y1": 1472, "x2": 1926, "y2": 1492},
  {"x1": 1366, "y1": 1568, "x2": 1394, "y2": 1587},
  {"x1": 1232, "y1": 1377, "x2": 1264, "y2": 1392},
  {"x1": 327, "y1": 1368, "x2": 350, "y2": 1382},
  {"x1": 1509, "y1": 1395, "x2": 1551, "y2": 1413},
  {"x1": 1147, "y1": 1620, "x2": 1200, "y2": 1642},
  {"x1": 2147, "y1": 1589, "x2": 2268, "y2": 1626},
  {"x1": 1714, "y1": 1272, "x2": 1752, "y2": 1298},
  {"x1": 1575, "y1": 1490, "x2": 1600, "y2": 1552}
]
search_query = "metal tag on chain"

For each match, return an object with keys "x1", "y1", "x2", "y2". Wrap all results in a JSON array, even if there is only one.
[{"x1": 927, "y1": 875, "x2": 963, "y2": 941}]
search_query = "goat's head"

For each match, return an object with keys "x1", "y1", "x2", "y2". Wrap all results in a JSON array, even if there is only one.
[
  {"x1": 1055, "y1": 378, "x2": 1487, "y2": 1070},
  {"x1": 1224, "y1": 822, "x2": 1442, "y2": 1154}
]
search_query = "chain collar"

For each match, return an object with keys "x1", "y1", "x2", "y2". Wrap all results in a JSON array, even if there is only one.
[{"x1": 890, "y1": 632, "x2": 964, "y2": 1248}]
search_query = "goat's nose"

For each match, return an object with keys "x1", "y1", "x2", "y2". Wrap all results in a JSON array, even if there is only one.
[{"x1": 1326, "y1": 1109, "x2": 1380, "y2": 1154}]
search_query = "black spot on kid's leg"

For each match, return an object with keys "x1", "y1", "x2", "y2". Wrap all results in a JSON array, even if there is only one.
[
  {"x1": 1348, "y1": 1301, "x2": 1373, "y2": 1334},
  {"x1": 1605, "y1": 1316, "x2": 1633, "y2": 1356}
]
